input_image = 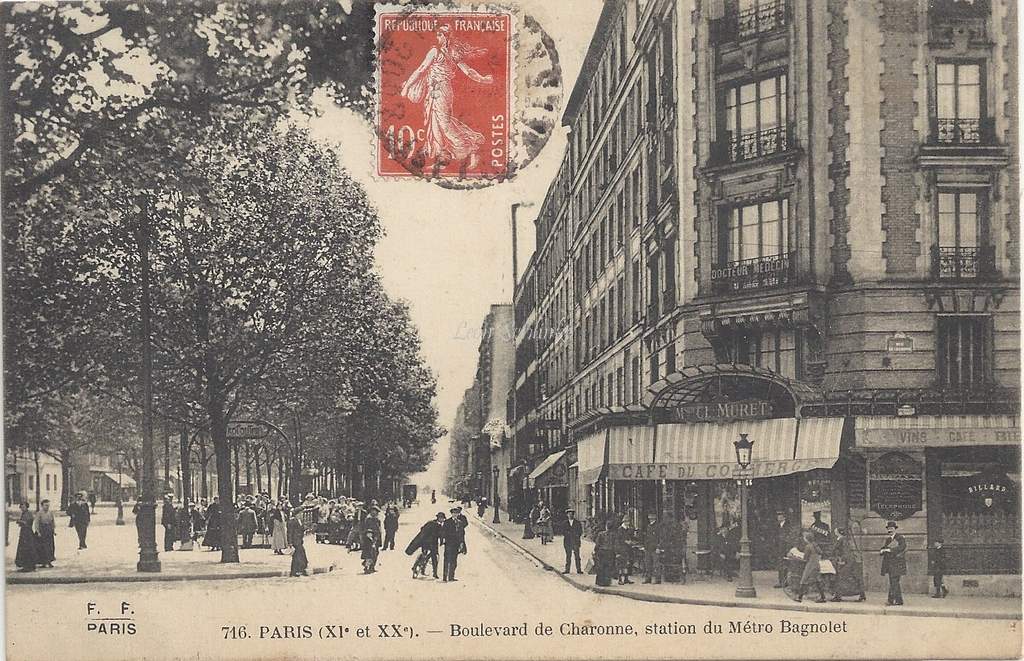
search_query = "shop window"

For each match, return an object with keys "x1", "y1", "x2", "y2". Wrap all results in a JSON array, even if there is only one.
[{"x1": 936, "y1": 315, "x2": 990, "y2": 388}]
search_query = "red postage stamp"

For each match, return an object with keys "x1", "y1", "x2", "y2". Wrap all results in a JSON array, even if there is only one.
[{"x1": 375, "y1": 6, "x2": 514, "y2": 180}]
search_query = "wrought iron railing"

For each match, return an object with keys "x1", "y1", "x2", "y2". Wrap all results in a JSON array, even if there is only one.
[
  {"x1": 710, "y1": 251, "x2": 796, "y2": 294},
  {"x1": 931, "y1": 245, "x2": 995, "y2": 280},
  {"x1": 710, "y1": 126, "x2": 792, "y2": 166},
  {"x1": 932, "y1": 117, "x2": 995, "y2": 145},
  {"x1": 712, "y1": 0, "x2": 788, "y2": 43}
]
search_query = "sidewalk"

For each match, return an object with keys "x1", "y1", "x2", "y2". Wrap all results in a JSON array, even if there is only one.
[
  {"x1": 472, "y1": 512, "x2": 1022, "y2": 621},
  {"x1": 6, "y1": 508, "x2": 340, "y2": 584}
]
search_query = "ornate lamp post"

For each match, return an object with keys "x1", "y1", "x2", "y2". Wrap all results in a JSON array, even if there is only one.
[
  {"x1": 733, "y1": 433, "x2": 755, "y2": 598},
  {"x1": 492, "y1": 465, "x2": 501, "y2": 524}
]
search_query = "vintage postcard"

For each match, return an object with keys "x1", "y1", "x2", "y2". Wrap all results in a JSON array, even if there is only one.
[{"x1": 3, "y1": 0, "x2": 1021, "y2": 660}]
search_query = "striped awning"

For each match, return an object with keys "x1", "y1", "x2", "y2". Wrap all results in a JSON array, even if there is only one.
[
  {"x1": 527, "y1": 450, "x2": 568, "y2": 488},
  {"x1": 646, "y1": 419, "x2": 800, "y2": 480},
  {"x1": 796, "y1": 417, "x2": 846, "y2": 464},
  {"x1": 605, "y1": 425, "x2": 657, "y2": 479},
  {"x1": 855, "y1": 415, "x2": 1019, "y2": 448},
  {"x1": 576, "y1": 429, "x2": 608, "y2": 484}
]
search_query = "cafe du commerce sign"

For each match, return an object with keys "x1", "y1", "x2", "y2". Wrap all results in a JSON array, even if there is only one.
[{"x1": 669, "y1": 400, "x2": 773, "y2": 424}]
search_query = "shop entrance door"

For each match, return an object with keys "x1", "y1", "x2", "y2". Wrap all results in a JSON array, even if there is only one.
[{"x1": 750, "y1": 475, "x2": 800, "y2": 570}]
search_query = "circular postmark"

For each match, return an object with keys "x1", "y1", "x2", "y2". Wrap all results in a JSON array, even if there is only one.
[{"x1": 374, "y1": 3, "x2": 562, "y2": 188}]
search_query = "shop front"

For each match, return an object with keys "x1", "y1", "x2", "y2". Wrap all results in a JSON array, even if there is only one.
[
  {"x1": 853, "y1": 414, "x2": 1021, "y2": 595},
  {"x1": 527, "y1": 449, "x2": 571, "y2": 531}
]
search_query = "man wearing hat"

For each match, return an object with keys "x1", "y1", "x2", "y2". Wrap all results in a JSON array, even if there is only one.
[
  {"x1": 408, "y1": 512, "x2": 445, "y2": 579},
  {"x1": 361, "y1": 506, "x2": 383, "y2": 573},
  {"x1": 772, "y1": 510, "x2": 796, "y2": 589},
  {"x1": 563, "y1": 508, "x2": 584, "y2": 574},
  {"x1": 441, "y1": 507, "x2": 466, "y2": 581},
  {"x1": 879, "y1": 520, "x2": 907, "y2": 606},
  {"x1": 161, "y1": 494, "x2": 177, "y2": 552},
  {"x1": 67, "y1": 492, "x2": 92, "y2": 550}
]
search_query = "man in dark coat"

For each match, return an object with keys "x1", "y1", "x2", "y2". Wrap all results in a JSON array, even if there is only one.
[
  {"x1": 408, "y1": 512, "x2": 445, "y2": 578},
  {"x1": 772, "y1": 510, "x2": 795, "y2": 588},
  {"x1": 288, "y1": 508, "x2": 308, "y2": 576},
  {"x1": 880, "y1": 520, "x2": 907, "y2": 606},
  {"x1": 441, "y1": 507, "x2": 465, "y2": 581},
  {"x1": 382, "y1": 505, "x2": 399, "y2": 551},
  {"x1": 66, "y1": 492, "x2": 91, "y2": 550},
  {"x1": 563, "y1": 508, "x2": 584, "y2": 574},
  {"x1": 161, "y1": 494, "x2": 177, "y2": 551},
  {"x1": 238, "y1": 503, "x2": 258, "y2": 548},
  {"x1": 361, "y1": 506, "x2": 383, "y2": 573}
]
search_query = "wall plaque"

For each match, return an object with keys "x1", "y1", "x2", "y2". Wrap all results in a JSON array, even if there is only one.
[{"x1": 869, "y1": 452, "x2": 923, "y2": 520}]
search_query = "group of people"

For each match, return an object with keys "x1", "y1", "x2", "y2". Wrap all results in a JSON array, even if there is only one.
[
  {"x1": 592, "y1": 512, "x2": 689, "y2": 586},
  {"x1": 405, "y1": 506, "x2": 468, "y2": 582},
  {"x1": 522, "y1": 500, "x2": 554, "y2": 544},
  {"x1": 14, "y1": 492, "x2": 93, "y2": 572},
  {"x1": 770, "y1": 510, "x2": 867, "y2": 604}
]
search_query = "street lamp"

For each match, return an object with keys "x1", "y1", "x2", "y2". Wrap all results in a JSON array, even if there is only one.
[
  {"x1": 733, "y1": 433, "x2": 755, "y2": 598},
  {"x1": 492, "y1": 465, "x2": 501, "y2": 524}
]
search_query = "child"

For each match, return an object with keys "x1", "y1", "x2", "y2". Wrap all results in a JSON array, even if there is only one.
[{"x1": 930, "y1": 538, "x2": 948, "y2": 598}]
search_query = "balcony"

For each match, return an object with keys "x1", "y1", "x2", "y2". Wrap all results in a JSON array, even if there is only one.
[
  {"x1": 709, "y1": 126, "x2": 793, "y2": 167},
  {"x1": 710, "y1": 251, "x2": 796, "y2": 294},
  {"x1": 931, "y1": 117, "x2": 995, "y2": 145},
  {"x1": 712, "y1": 0, "x2": 788, "y2": 44},
  {"x1": 931, "y1": 245, "x2": 996, "y2": 280}
]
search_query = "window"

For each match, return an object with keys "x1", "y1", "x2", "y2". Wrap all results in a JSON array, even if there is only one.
[
  {"x1": 720, "y1": 329, "x2": 797, "y2": 377},
  {"x1": 617, "y1": 276, "x2": 626, "y2": 335},
  {"x1": 936, "y1": 191, "x2": 990, "y2": 279},
  {"x1": 608, "y1": 285, "x2": 616, "y2": 344},
  {"x1": 45, "y1": 474, "x2": 50, "y2": 491},
  {"x1": 665, "y1": 341, "x2": 676, "y2": 374},
  {"x1": 631, "y1": 355, "x2": 641, "y2": 402},
  {"x1": 649, "y1": 350, "x2": 660, "y2": 385},
  {"x1": 632, "y1": 259, "x2": 642, "y2": 321},
  {"x1": 937, "y1": 315, "x2": 989, "y2": 388},
  {"x1": 28, "y1": 475, "x2": 34, "y2": 491},
  {"x1": 617, "y1": 192, "x2": 626, "y2": 245},
  {"x1": 936, "y1": 62, "x2": 983, "y2": 143},
  {"x1": 724, "y1": 199, "x2": 789, "y2": 262},
  {"x1": 723, "y1": 74, "x2": 788, "y2": 161},
  {"x1": 616, "y1": 366, "x2": 624, "y2": 405}
]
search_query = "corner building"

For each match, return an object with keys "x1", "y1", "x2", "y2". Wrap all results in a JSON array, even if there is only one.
[{"x1": 511, "y1": 0, "x2": 1020, "y2": 596}]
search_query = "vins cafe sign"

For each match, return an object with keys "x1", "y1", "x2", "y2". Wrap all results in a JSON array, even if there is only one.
[{"x1": 670, "y1": 400, "x2": 773, "y2": 423}]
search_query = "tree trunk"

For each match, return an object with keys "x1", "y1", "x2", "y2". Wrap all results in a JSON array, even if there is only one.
[
  {"x1": 199, "y1": 438, "x2": 209, "y2": 499},
  {"x1": 59, "y1": 448, "x2": 73, "y2": 510},
  {"x1": 232, "y1": 442, "x2": 240, "y2": 500},
  {"x1": 179, "y1": 425, "x2": 191, "y2": 505},
  {"x1": 33, "y1": 450, "x2": 41, "y2": 510},
  {"x1": 210, "y1": 407, "x2": 238, "y2": 563}
]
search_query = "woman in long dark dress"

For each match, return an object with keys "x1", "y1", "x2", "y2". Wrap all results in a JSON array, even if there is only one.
[
  {"x1": 522, "y1": 503, "x2": 538, "y2": 540},
  {"x1": 14, "y1": 501, "x2": 37, "y2": 572},
  {"x1": 203, "y1": 499, "x2": 222, "y2": 550},
  {"x1": 593, "y1": 521, "x2": 615, "y2": 587},
  {"x1": 33, "y1": 499, "x2": 55, "y2": 567}
]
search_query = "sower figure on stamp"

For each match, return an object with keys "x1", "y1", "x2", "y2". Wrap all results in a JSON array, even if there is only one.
[
  {"x1": 563, "y1": 509, "x2": 583, "y2": 574},
  {"x1": 66, "y1": 492, "x2": 91, "y2": 550},
  {"x1": 400, "y1": 25, "x2": 493, "y2": 171},
  {"x1": 880, "y1": 520, "x2": 907, "y2": 606}
]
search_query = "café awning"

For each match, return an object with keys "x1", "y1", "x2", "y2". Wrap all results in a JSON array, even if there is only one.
[
  {"x1": 605, "y1": 425, "x2": 657, "y2": 479},
  {"x1": 527, "y1": 450, "x2": 568, "y2": 488},
  {"x1": 854, "y1": 415, "x2": 1019, "y2": 448},
  {"x1": 576, "y1": 429, "x2": 608, "y2": 484},
  {"x1": 605, "y1": 417, "x2": 843, "y2": 480}
]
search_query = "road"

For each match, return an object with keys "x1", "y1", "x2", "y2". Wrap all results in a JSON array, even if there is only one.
[{"x1": 5, "y1": 502, "x2": 1019, "y2": 661}]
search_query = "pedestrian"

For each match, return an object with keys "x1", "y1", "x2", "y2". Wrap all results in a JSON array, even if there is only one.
[
  {"x1": 383, "y1": 505, "x2": 399, "y2": 551},
  {"x1": 830, "y1": 525, "x2": 866, "y2": 602},
  {"x1": 66, "y1": 492, "x2": 91, "y2": 550},
  {"x1": 563, "y1": 508, "x2": 583, "y2": 574},
  {"x1": 794, "y1": 531, "x2": 827, "y2": 603},
  {"x1": 441, "y1": 506, "x2": 465, "y2": 582},
  {"x1": 880, "y1": 520, "x2": 907, "y2": 606},
  {"x1": 641, "y1": 513, "x2": 664, "y2": 585},
  {"x1": 593, "y1": 520, "x2": 615, "y2": 587},
  {"x1": 239, "y1": 502, "x2": 258, "y2": 549},
  {"x1": 476, "y1": 496, "x2": 487, "y2": 518},
  {"x1": 270, "y1": 504, "x2": 288, "y2": 555},
  {"x1": 14, "y1": 501, "x2": 37, "y2": 572},
  {"x1": 712, "y1": 524, "x2": 735, "y2": 581},
  {"x1": 361, "y1": 506, "x2": 383, "y2": 573},
  {"x1": 33, "y1": 499, "x2": 56, "y2": 568},
  {"x1": 191, "y1": 501, "x2": 207, "y2": 543},
  {"x1": 287, "y1": 507, "x2": 309, "y2": 577},
  {"x1": 772, "y1": 510, "x2": 796, "y2": 588},
  {"x1": 178, "y1": 502, "x2": 194, "y2": 551},
  {"x1": 88, "y1": 491, "x2": 97, "y2": 514},
  {"x1": 613, "y1": 517, "x2": 634, "y2": 585},
  {"x1": 161, "y1": 494, "x2": 177, "y2": 551},
  {"x1": 523, "y1": 502, "x2": 538, "y2": 540},
  {"x1": 930, "y1": 538, "x2": 949, "y2": 598},
  {"x1": 536, "y1": 503, "x2": 553, "y2": 545},
  {"x1": 203, "y1": 497, "x2": 222, "y2": 551},
  {"x1": 408, "y1": 512, "x2": 445, "y2": 579}
]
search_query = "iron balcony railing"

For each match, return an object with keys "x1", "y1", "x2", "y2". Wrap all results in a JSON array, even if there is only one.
[
  {"x1": 932, "y1": 117, "x2": 996, "y2": 145},
  {"x1": 710, "y1": 126, "x2": 792, "y2": 166},
  {"x1": 710, "y1": 251, "x2": 796, "y2": 294},
  {"x1": 712, "y1": 0, "x2": 788, "y2": 44},
  {"x1": 931, "y1": 245, "x2": 995, "y2": 280}
]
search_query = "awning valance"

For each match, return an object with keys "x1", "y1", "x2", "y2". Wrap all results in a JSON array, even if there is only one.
[
  {"x1": 527, "y1": 450, "x2": 568, "y2": 488},
  {"x1": 854, "y1": 415, "x2": 1019, "y2": 448},
  {"x1": 101, "y1": 472, "x2": 137, "y2": 487},
  {"x1": 577, "y1": 429, "x2": 608, "y2": 484},
  {"x1": 605, "y1": 417, "x2": 844, "y2": 480},
  {"x1": 605, "y1": 425, "x2": 657, "y2": 479}
]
